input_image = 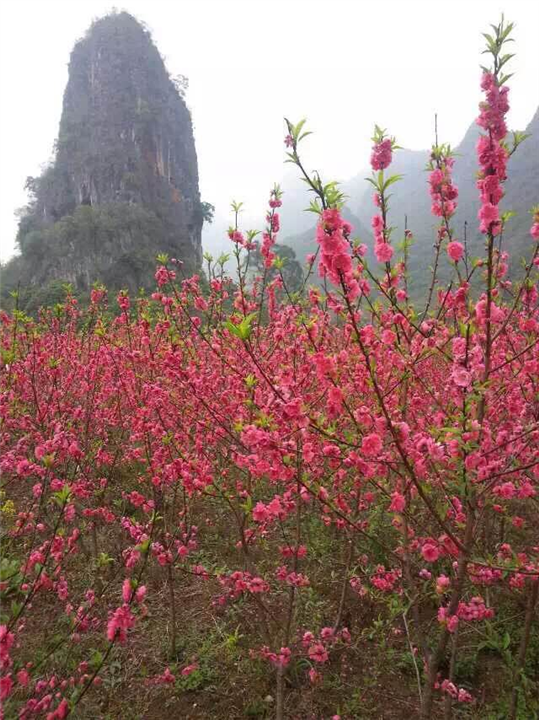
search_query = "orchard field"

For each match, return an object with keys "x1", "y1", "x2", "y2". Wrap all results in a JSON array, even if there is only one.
[{"x1": 1, "y1": 18, "x2": 539, "y2": 720}]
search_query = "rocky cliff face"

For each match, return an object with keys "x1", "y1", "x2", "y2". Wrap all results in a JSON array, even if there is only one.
[{"x1": 6, "y1": 11, "x2": 203, "y2": 302}]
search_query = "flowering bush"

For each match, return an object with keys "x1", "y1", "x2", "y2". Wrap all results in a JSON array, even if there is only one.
[{"x1": 1, "y1": 17, "x2": 538, "y2": 720}]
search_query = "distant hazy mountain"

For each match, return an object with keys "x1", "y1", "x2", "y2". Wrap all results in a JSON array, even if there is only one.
[{"x1": 283, "y1": 109, "x2": 538, "y2": 299}]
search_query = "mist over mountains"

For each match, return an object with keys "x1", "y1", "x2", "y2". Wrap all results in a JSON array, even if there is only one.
[
  {"x1": 268, "y1": 107, "x2": 538, "y2": 298},
  {"x1": 1, "y1": 7, "x2": 537, "y2": 310}
]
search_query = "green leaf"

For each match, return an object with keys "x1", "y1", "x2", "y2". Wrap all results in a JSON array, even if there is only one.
[
  {"x1": 97, "y1": 552, "x2": 114, "y2": 567},
  {"x1": 136, "y1": 538, "x2": 151, "y2": 554},
  {"x1": 240, "y1": 495, "x2": 253, "y2": 513},
  {"x1": 224, "y1": 320, "x2": 242, "y2": 339},
  {"x1": 224, "y1": 312, "x2": 257, "y2": 341},
  {"x1": 501, "y1": 210, "x2": 515, "y2": 224},
  {"x1": 305, "y1": 199, "x2": 322, "y2": 215},
  {"x1": 499, "y1": 53, "x2": 515, "y2": 69},
  {"x1": 383, "y1": 174, "x2": 403, "y2": 191},
  {"x1": 53, "y1": 485, "x2": 72, "y2": 507},
  {"x1": 499, "y1": 72, "x2": 514, "y2": 86},
  {"x1": 10, "y1": 600, "x2": 22, "y2": 620},
  {"x1": 294, "y1": 119, "x2": 307, "y2": 140},
  {"x1": 89, "y1": 650, "x2": 104, "y2": 669}
]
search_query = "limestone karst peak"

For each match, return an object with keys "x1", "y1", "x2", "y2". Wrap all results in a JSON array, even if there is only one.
[{"x1": 5, "y1": 11, "x2": 203, "y2": 304}]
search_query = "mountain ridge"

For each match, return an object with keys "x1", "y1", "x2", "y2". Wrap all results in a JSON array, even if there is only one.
[{"x1": 1, "y1": 11, "x2": 203, "y2": 309}]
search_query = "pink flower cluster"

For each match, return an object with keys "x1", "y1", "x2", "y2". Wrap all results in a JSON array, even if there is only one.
[
  {"x1": 252, "y1": 495, "x2": 287, "y2": 523},
  {"x1": 219, "y1": 570, "x2": 270, "y2": 601},
  {"x1": 428, "y1": 147, "x2": 464, "y2": 263},
  {"x1": 117, "y1": 292, "x2": 130, "y2": 311},
  {"x1": 154, "y1": 266, "x2": 176, "y2": 287},
  {"x1": 429, "y1": 156, "x2": 458, "y2": 219},
  {"x1": 531, "y1": 207, "x2": 539, "y2": 240},
  {"x1": 421, "y1": 542, "x2": 440, "y2": 563},
  {"x1": 260, "y1": 189, "x2": 282, "y2": 267},
  {"x1": 467, "y1": 565, "x2": 504, "y2": 586},
  {"x1": 90, "y1": 287, "x2": 106, "y2": 304},
  {"x1": 301, "y1": 627, "x2": 350, "y2": 665},
  {"x1": 275, "y1": 566, "x2": 310, "y2": 587},
  {"x1": 439, "y1": 679, "x2": 473, "y2": 703},
  {"x1": 370, "y1": 565, "x2": 402, "y2": 592},
  {"x1": 259, "y1": 645, "x2": 291, "y2": 668},
  {"x1": 389, "y1": 491, "x2": 405, "y2": 513},
  {"x1": 121, "y1": 578, "x2": 146, "y2": 604},
  {"x1": 0, "y1": 625, "x2": 15, "y2": 670},
  {"x1": 261, "y1": 231, "x2": 276, "y2": 268},
  {"x1": 361, "y1": 432, "x2": 383, "y2": 457},
  {"x1": 437, "y1": 607, "x2": 459, "y2": 633},
  {"x1": 349, "y1": 576, "x2": 368, "y2": 597},
  {"x1": 0, "y1": 674, "x2": 14, "y2": 703},
  {"x1": 370, "y1": 138, "x2": 393, "y2": 171},
  {"x1": 457, "y1": 596, "x2": 494, "y2": 622},
  {"x1": 229, "y1": 229, "x2": 244, "y2": 244},
  {"x1": 477, "y1": 72, "x2": 509, "y2": 141},
  {"x1": 447, "y1": 241, "x2": 464, "y2": 262},
  {"x1": 435, "y1": 574, "x2": 451, "y2": 594},
  {"x1": 372, "y1": 215, "x2": 394, "y2": 263},
  {"x1": 476, "y1": 72, "x2": 510, "y2": 236},
  {"x1": 451, "y1": 365, "x2": 472, "y2": 388},
  {"x1": 369, "y1": 129, "x2": 396, "y2": 263},
  {"x1": 15, "y1": 682, "x2": 71, "y2": 718},
  {"x1": 269, "y1": 187, "x2": 283, "y2": 209},
  {"x1": 316, "y1": 209, "x2": 360, "y2": 298},
  {"x1": 149, "y1": 667, "x2": 176, "y2": 685},
  {"x1": 106, "y1": 604, "x2": 136, "y2": 644}
]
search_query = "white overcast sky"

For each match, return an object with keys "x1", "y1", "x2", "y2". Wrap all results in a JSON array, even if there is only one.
[{"x1": 1, "y1": 0, "x2": 538, "y2": 262}]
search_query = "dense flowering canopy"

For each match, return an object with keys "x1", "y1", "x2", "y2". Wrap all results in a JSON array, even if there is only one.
[{"x1": 1, "y1": 16, "x2": 538, "y2": 720}]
